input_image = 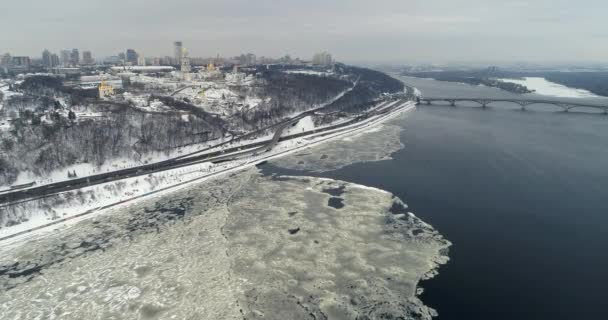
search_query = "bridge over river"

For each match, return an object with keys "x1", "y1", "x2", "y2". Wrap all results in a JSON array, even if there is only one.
[{"x1": 417, "y1": 97, "x2": 608, "y2": 114}]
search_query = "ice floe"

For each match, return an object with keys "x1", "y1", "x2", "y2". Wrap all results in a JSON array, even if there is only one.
[
  {"x1": 0, "y1": 169, "x2": 450, "y2": 320},
  {"x1": 271, "y1": 122, "x2": 405, "y2": 172}
]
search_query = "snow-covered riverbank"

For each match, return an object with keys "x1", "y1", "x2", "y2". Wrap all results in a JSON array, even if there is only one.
[
  {"x1": 500, "y1": 77, "x2": 599, "y2": 98},
  {"x1": 0, "y1": 169, "x2": 450, "y2": 320},
  {"x1": 0, "y1": 100, "x2": 415, "y2": 243}
]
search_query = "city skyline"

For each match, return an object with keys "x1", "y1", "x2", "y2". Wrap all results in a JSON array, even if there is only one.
[
  {"x1": 1, "y1": 46, "x2": 315, "y2": 68},
  {"x1": 1, "y1": 0, "x2": 607, "y2": 64},
  {"x1": 4, "y1": 44, "x2": 315, "y2": 65}
]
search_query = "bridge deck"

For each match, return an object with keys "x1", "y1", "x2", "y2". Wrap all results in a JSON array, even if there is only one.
[{"x1": 418, "y1": 97, "x2": 607, "y2": 111}]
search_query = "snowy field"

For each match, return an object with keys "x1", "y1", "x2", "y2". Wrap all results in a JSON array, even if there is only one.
[{"x1": 500, "y1": 77, "x2": 599, "y2": 98}]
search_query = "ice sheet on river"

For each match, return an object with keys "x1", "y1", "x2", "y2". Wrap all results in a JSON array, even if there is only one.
[
  {"x1": 0, "y1": 169, "x2": 449, "y2": 320},
  {"x1": 272, "y1": 122, "x2": 405, "y2": 172}
]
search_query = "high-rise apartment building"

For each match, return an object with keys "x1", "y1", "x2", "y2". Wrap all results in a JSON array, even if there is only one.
[
  {"x1": 82, "y1": 51, "x2": 94, "y2": 65},
  {"x1": 60, "y1": 50, "x2": 70, "y2": 66},
  {"x1": 174, "y1": 41, "x2": 183, "y2": 65},
  {"x1": 246, "y1": 53, "x2": 256, "y2": 65},
  {"x1": 42, "y1": 49, "x2": 52, "y2": 67},
  {"x1": 126, "y1": 49, "x2": 138, "y2": 65},
  {"x1": 312, "y1": 52, "x2": 334, "y2": 66},
  {"x1": 11, "y1": 56, "x2": 31, "y2": 68},
  {"x1": 70, "y1": 49, "x2": 80, "y2": 65},
  {"x1": 0, "y1": 53, "x2": 11, "y2": 66},
  {"x1": 51, "y1": 54, "x2": 60, "y2": 67}
]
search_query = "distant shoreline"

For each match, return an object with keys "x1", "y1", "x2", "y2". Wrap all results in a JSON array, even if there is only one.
[{"x1": 400, "y1": 70, "x2": 608, "y2": 98}]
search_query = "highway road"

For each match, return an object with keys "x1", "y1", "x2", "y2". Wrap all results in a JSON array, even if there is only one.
[{"x1": 0, "y1": 97, "x2": 410, "y2": 206}]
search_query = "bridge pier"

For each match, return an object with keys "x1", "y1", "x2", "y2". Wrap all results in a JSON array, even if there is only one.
[{"x1": 477, "y1": 100, "x2": 491, "y2": 108}]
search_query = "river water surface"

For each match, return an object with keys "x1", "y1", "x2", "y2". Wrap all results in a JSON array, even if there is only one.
[{"x1": 265, "y1": 76, "x2": 608, "y2": 319}]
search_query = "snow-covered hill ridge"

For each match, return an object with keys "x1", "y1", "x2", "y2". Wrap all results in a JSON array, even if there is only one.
[{"x1": 0, "y1": 65, "x2": 403, "y2": 187}]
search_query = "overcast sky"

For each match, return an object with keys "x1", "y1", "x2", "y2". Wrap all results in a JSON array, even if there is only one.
[{"x1": 1, "y1": 0, "x2": 606, "y2": 64}]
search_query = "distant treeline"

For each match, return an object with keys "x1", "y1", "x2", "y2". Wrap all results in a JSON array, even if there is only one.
[
  {"x1": 402, "y1": 70, "x2": 532, "y2": 94},
  {"x1": 542, "y1": 72, "x2": 608, "y2": 97}
]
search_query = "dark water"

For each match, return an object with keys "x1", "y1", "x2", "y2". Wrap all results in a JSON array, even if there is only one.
[{"x1": 264, "y1": 78, "x2": 608, "y2": 319}]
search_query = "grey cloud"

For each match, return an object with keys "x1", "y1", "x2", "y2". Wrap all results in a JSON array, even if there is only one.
[{"x1": 1, "y1": 0, "x2": 606, "y2": 64}]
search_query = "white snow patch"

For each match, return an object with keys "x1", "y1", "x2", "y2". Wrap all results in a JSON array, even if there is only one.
[
  {"x1": 243, "y1": 96, "x2": 262, "y2": 109},
  {"x1": 500, "y1": 77, "x2": 600, "y2": 98},
  {"x1": 350, "y1": 184, "x2": 391, "y2": 195},
  {"x1": 283, "y1": 115, "x2": 316, "y2": 135},
  {"x1": 284, "y1": 70, "x2": 333, "y2": 77},
  {"x1": 203, "y1": 88, "x2": 237, "y2": 100}
]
